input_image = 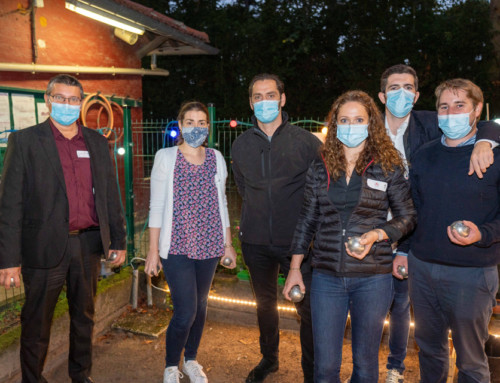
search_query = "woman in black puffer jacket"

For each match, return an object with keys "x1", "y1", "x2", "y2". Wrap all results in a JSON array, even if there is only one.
[{"x1": 283, "y1": 90, "x2": 416, "y2": 383}]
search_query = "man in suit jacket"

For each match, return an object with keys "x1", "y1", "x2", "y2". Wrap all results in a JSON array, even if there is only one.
[
  {"x1": 0, "y1": 74, "x2": 126, "y2": 383},
  {"x1": 377, "y1": 64, "x2": 499, "y2": 383}
]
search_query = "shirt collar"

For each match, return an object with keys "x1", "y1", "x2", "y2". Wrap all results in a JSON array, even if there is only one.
[
  {"x1": 49, "y1": 119, "x2": 83, "y2": 141},
  {"x1": 385, "y1": 114, "x2": 410, "y2": 138},
  {"x1": 441, "y1": 134, "x2": 477, "y2": 147}
]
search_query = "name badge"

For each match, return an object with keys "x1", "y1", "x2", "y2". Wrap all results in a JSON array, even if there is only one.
[
  {"x1": 77, "y1": 150, "x2": 90, "y2": 158},
  {"x1": 367, "y1": 178, "x2": 387, "y2": 192}
]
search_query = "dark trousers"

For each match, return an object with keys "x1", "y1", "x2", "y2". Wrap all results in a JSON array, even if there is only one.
[
  {"x1": 386, "y1": 276, "x2": 410, "y2": 373},
  {"x1": 20, "y1": 231, "x2": 103, "y2": 383},
  {"x1": 242, "y1": 243, "x2": 314, "y2": 383},
  {"x1": 161, "y1": 254, "x2": 219, "y2": 367},
  {"x1": 409, "y1": 253, "x2": 498, "y2": 383}
]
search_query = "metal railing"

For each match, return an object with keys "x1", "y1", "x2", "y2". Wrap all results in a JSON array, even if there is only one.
[{"x1": 0, "y1": 107, "x2": 325, "y2": 313}]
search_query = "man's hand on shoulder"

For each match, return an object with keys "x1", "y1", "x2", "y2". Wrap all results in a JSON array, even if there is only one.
[
  {"x1": 469, "y1": 141, "x2": 494, "y2": 179},
  {"x1": 0, "y1": 267, "x2": 21, "y2": 289}
]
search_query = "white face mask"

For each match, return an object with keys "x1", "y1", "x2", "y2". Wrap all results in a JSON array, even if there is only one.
[{"x1": 438, "y1": 110, "x2": 476, "y2": 140}]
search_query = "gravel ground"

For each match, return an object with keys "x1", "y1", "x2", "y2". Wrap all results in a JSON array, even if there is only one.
[{"x1": 45, "y1": 314, "x2": 422, "y2": 382}]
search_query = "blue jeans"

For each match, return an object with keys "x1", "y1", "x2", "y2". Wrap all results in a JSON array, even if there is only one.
[
  {"x1": 161, "y1": 254, "x2": 219, "y2": 367},
  {"x1": 409, "y1": 253, "x2": 498, "y2": 383},
  {"x1": 386, "y1": 277, "x2": 410, "y2": 373},
  {"x1": 311, "y1": 271, "x2": 393, "y2": 383}
]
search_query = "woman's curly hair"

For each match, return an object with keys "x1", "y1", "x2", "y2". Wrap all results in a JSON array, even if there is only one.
[{"x1": 320, "y1": 90, "x2": 405, "y2": 181}]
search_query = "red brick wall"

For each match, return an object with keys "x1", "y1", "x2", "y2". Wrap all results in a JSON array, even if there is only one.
[{"x1": 0, "y1": 0, "x2": 143, "y2": 118}]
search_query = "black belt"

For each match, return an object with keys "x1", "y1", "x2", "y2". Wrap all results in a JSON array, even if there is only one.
[{"x1": 69, "y1": 226, "x2": 100, "y2": 237}]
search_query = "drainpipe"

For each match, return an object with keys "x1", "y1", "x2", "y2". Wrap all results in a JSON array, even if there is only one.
[
  {"x1": 0, "y1": 63, "x2": 170, "y2": 76},
  {"x1": 150, "y1": 54, "x2": 157, "y2": 70},
  {"x1": 30, "y1": 1, "x2": 38, "y2": 64}
]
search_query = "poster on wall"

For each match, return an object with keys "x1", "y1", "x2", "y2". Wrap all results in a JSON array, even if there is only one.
[
  {"x1": 0, "y1": 93, "x2": 11, "y2": 146},
  {"x1": 37, "y1": 102, "x2": 50, "y2": 123},
  {"x1": 12, "y1": 93, "x2": 36, "y2": 130}
]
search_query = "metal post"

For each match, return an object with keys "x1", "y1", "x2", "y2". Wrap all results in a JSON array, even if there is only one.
[
  {"x1": 123, "y1": 107, "x2": 135, "y2": 260},
  {"x1": 208, "y1": 103, "x2": 216, "y2": 148},
  {"x1": 146, "y1": 275, "x2": 153, "y2": 307},
  {"x1": 132, "y1": 269, "x2": 139, "y2": 309}
]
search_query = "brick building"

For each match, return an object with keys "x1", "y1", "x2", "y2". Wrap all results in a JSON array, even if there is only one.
[{"x1": 0, "y1": 0, "x2": 218, "y2": 134}]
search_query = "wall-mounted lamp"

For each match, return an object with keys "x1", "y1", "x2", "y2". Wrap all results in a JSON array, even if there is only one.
[
  {"x1": 114, "y1": 28, "x2": 139, "y2": 45},
  {"x1": 65, "y1": 0, "x2": 145, "y2": 35}
]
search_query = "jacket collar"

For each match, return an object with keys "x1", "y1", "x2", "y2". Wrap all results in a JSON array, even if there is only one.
[{"x1": 251, "y1": 111, "x2": 290, "y2": 139}]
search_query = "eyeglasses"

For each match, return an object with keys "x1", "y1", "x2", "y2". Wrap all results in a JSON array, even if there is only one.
[{"x1": 48, "y1": 94, "x2": 82, "y2": 105}]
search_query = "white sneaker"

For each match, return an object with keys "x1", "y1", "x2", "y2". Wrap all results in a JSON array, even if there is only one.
[
  {"x1": 386, "y1": 369, "x2": 404, "y2": 383},
  {"x1": 163, "y1": 366, "x2": 183, "y2": 383},
  {"x1": 182, "y1": 359, "x2": 208, "y2": 383}
]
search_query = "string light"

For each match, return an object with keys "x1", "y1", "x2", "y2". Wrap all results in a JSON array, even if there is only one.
[
  {"x1": 149, "y1": 281, "x2": 417, "y2": 323},
  {"x1": 208, "y1": 295, "x2": 297, "y2": 313}
]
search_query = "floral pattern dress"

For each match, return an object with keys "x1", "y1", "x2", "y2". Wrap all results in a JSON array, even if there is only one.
[{"x1": 169, "y1": 148, "x2": 224, "y2": 260}]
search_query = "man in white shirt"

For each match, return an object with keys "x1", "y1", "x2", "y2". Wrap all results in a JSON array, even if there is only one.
[{"x1": 377, "y1": 64, "x2": 498, "y2": 383}]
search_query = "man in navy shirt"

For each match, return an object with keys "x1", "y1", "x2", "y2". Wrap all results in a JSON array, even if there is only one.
[{"x1": 406, "y1": 78, "x2": 500, "y2": 383}]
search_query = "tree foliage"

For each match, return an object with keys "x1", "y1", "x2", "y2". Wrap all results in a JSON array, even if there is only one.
[{"x1": 139, "y1": 0, "x2": 496, "y2": 119}]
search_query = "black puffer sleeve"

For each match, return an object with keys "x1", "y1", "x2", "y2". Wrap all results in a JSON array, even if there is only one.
[
  {"x1": 290, "y1": 159, "x2": 323, "y2": 255},
  {"x1": 379, "y1": 166, "x2": 417, "y2": 242}
]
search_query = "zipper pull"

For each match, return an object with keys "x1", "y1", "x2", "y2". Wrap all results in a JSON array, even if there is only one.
[{"x1": 342, "y1": 229, "x2": 346, "y2": 237}]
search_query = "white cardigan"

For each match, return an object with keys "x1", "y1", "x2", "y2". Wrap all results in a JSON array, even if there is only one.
[{"x1": 148, "y1": 146, "x2": 230, "y2": 259}]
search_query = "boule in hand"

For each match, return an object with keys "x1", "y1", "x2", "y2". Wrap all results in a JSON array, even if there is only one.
[
  {"x1": 450, "y1": 221, "x2": 470, "y2": 237},
  {"x1": 289, "y1": 285, "x2": 304, "y2": 303},
  {"x1": 397, "y1": 265, "x2": 408, "y2": 279},
  {"x1": 347, "y1": 236, "x2": 365, "y2": 255},
  {"x1": 108, "y1": 251, "x2": 118, "y2": 261},
  {"x1": 222, "y1": 256, "x2": 232, "y2": 267}
]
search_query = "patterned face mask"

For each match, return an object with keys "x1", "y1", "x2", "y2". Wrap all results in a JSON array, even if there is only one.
[{"x1": 182, "y1": 127, "x2": 209, "y2": 148}]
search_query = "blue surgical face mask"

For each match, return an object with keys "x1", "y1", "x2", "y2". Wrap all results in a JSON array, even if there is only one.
[
  {"x1": 50, "y1": 102, "x2": 81, "y2": 126},
  {"x1": 438, "y1": 110, "x2": 475, "y2": 140},
  {"x1": 253, "y1": 100, "x2": 280, "y2": 123},
  {"x1": 181, "y1": 126, "x2": 209, "y2": 148},
  {"x1": 336, "y1": 124, "x2": 369, "y2": 148},
  {"x1": 385, "y1": 88, "x2": 416, "y2": 118}
]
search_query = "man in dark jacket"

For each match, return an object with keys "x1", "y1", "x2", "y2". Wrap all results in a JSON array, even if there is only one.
[
  {"x1": 232, "y1": 73, "x2": 321, "y2": 383},
  {"x1": 407, "y1": 78, "x2": 500, "y2": 383},
  {"x1": 377, "y1": 65, "x2": 499, "y2": 383},
  {"x1": 0, "y1": 74, "x2": 126, "y2": 383}
]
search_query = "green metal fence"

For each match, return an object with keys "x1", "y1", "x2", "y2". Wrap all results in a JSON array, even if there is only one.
[
  {"x1": 0, "y1": 107, "x2": 325, "y2": 312},
  {"x1": 127, "y1": 105, "x2": 326, "y2": 264}
]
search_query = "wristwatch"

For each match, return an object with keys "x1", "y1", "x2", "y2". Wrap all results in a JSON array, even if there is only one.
[{"x1": 375, "y1": 229, "x2": 384, "y2": 242}]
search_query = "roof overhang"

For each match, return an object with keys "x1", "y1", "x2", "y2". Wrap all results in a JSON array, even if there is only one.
[{"x1": 67, "y1": 0, "x2": 219, "y2": 57}]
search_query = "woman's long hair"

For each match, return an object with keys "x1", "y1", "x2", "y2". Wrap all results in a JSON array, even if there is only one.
[{"x1": 320, "y1": 90, "x2": 404, "y2": 181}]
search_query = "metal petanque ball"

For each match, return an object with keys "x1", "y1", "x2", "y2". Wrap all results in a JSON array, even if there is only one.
[
  {"x1": 108, "y1": 251, "x2": 118, "y2": 261},
  {"x1": 397, "y1": 265, "x2": 408, "y2": 279},
  {"x1": 222, "y1": 256, "x2": 232, "y2": 267},
  {"x1": 347, "y1": 236, "x2": 365, "y2": 254},
  {"x1": 289, "y1": 285, "x2": 304, "y2": 303},
  {"x1": 450, "y1": 221, "x2": 470, "y2": 237}
]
